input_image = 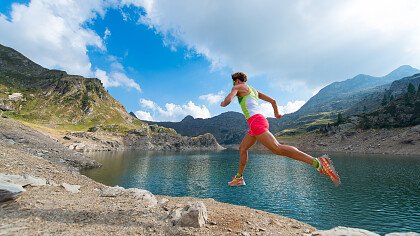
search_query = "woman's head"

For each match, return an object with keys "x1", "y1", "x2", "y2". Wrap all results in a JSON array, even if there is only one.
[{"x1": 231, "y1": 72, "x2": 247, "y2": 83}]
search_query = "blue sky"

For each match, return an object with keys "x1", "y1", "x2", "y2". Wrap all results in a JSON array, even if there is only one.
[{"x1": 1, "y1": 0, "x2": 420, "y2": 121}]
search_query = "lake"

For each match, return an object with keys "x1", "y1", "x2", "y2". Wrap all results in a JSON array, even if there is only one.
[{"x1": 81, "y1": 150, "x2": 420, "y2": 235}]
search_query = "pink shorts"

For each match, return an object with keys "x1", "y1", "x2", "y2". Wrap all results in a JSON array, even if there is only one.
[{"x1": 247, "y1": 114, "x2": 269, "y2": 137}]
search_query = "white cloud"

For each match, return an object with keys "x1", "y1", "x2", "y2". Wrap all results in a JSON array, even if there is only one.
[
  {"x1": 94, "y1": 55, "x2": 141, "y2": 91},
  {"x1": 282, "y1": 100, "x2": 306, "y2": 114},
  {"x1": 134, "y1": 110, "x2": 154, "y2": 121},
  {"x1": 260, "y1": 100, "x2": 306, "y2": 118},
  {"x1": 95, "y1": 69, "x2": 141, "y2": 91},
  {"x1": 138, "y1": 98, "x2": 211, "y2": 121},
  {"x1": 103, "y1": 27, "x2": 111, "y2": 40},
  {"x1": 140, "y1": 98, "x2": 157, "y2": 110},
  {"x1": 199, "y1": 91, "x2": 224, "y2": 105},
  {"x1": 136, "y1": 0, "x2": 420, "y2": 90},
  {"x1": 0, "y1": 0, "x2": 107, "y2": 76}
]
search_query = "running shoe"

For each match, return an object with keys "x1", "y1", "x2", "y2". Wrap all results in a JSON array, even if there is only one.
[
  {"x1": 228, "y1": 176, "x2": 246, "y2": 187},
  {"x1": 316, "y1": 155, "x2": 341, "y2": 186}
]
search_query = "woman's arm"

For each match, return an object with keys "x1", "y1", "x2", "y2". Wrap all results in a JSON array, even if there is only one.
[
  {"x1": 220, "y1": 86, "x2": 239, "y2": 107},
  {"x1": 258, "y1": 92, "x2": 282, "y2": 119}
]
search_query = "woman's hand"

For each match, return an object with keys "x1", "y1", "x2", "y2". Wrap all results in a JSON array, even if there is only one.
[{"x1": 275, "y1": 112, "x2": 282, "y2": 119}]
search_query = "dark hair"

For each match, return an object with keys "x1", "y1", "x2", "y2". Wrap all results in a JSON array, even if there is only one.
[{"x1": 231, "y1": 72, "x2": 247, "y2": 82}]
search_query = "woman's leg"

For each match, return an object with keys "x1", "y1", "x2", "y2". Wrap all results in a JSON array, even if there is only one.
[
  {"x1": 256, "y1": 131, "x2": 314, "y2": 165},
  {"x1": 236, "y1": 134, "x2": 257, "y2": 176}
]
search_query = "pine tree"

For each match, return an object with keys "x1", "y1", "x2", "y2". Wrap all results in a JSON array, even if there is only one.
[
  {"x1": 417, "y1": 84, "x2": 420, "y2": 98},
  {"x1": 381, "y1": 93, "x2": 388, "y2": 106},
  {"x1": 408, "y1": 83, "x2": 416, "y2": 95},
  {"x1": 336, "y1": 113, "x2": 344, "y2": 125}
]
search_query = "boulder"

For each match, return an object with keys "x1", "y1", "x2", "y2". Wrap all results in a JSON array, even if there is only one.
[
  {"x1": 0, "y1": 104, "x2": 14, "y2": 111},
  {"x1": 100, "y1": 186, "x2": 125, "y2": 197},
  {"x1": 61, "y1": 183, "x2": 81, "y2": 193},
  {"x1": 170, "y1": 202, "x2": 208, "y2": 228},
  {"x1": 385, "y1": 233, "x2": 420, "y2": 236},
  {"x1": 0, "y1": 173, "x2": 46, "y2": 187},
  {"x1": 312, "y1": 227, "x2": 380, "y2": 236},
  {"x1": 0, "y1": 182, "x2": 25, "y2": 202},
  {"x1": 126, "y1": 188, "x2": 158, "y2": 207},
  {"x1": 100, "y1": 186, "x2": 157, "y2": 207},
  {"x1": 8, "y1": 93, "x2": 23, "y2": 101}
]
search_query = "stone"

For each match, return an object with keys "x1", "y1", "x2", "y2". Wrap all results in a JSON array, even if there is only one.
[
  {"x1": 241, "y1": 232, "x2": 251, "y2": 236},
  {"x1": 158, "y1": 198, "x2": 169, "y2": 205},
  {"x1": 0, "y1": 182, "x2": 25, "y2": 202},
  {"x1": 61, "y1": 183, "x2": 81, "y2": 194},
  {"x1": 126, "y1": 188, "x2": 158, "y2": 207},
  {"x1": 8, "y1": 93, "x2": 23, "y2": 101},
  {"x1": 100, "y1": 186, "x2": 157, "y2": 207},
  {"x1": 100, "y1": 186, "x2": 125, "y2": 197},
  {"x1": 385, "y1": 233, "x2": 420, "y2": 236},
  {"x1": 0, "y1": 104, "x2": 15, "y2": 111},
  {"x1": 170, "y1": 202, "x2": 208, "y2": 228},
  {"x1": 312, "y1": 227, "x2": 380, "y2": 236},
  {"x1": 23, "y1": 174, "x2": 47, "y2": 186},
  {"x1": 0, "y1": 174, "x2": 46, "y2": 187}
]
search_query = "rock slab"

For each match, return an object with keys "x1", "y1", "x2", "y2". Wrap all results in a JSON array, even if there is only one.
[
  {"x1": 312, "y1": 227, "x2": 380, "y2": 236},
  {"x1": 0, "y1": 173, "x2": 46, "y2": 187},
  {"x1": 170, "y1": 201, "x2": 208, "y2": 228},
  {"x1": 0, "y1": 182, "x2": 25, "y2": 202}
]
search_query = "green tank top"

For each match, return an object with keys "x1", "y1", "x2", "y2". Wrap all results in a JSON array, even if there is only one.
[{"x1": 237, "y1": 85, "x2": 261, "y2": 119}]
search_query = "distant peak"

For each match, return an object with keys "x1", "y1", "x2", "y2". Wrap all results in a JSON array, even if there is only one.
[
  {"x1": 181, "y1": 115, "x2": 195, "y2": 122},
  {"x1": 386, "y1": 65, "x2": 420, "y2": 77}
]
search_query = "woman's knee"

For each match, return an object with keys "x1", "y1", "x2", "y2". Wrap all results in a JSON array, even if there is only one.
[{"x1": 239, "y1": 145, "x2": 249, "y2": 154}]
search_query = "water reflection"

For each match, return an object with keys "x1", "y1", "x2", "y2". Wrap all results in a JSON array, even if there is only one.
[{"x1": 82, "y1": 151, "x2": 420, "y2": 234}]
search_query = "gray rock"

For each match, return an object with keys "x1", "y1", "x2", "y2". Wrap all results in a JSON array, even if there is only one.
[
  {"x1": 61, "y1": 183, "x2": 81, "y2": 193},
  {"x1": 385, "y1": 233, "x2": 420, "y2": 236},
  {"x1": 0, "y1": 182, "x2": 25, "y2": 202},
  {"x1": 6, "y1": 139, "x2": 15, "y2": 145},
  {"x1": 100, "y1": 186, "x2": 157, "y2": 207},
  {"x1": 0, "y1": 104, "x2": 15, "y2": 111},
  {"x1": 0, "y1": 173, "x2": 46, "y2": 187},
  {"x1": 100, "y1": 186, "x2": 125, "y2": 197},
  {"x1": 126, "y1": 188, "x2": 158, "y2": 207},
  {"x1": 312, "y1": 227, "x2": 380, "y2": 236},
  {"x1": 170, "y1": 202, "x2": 208, "y2": 228}
]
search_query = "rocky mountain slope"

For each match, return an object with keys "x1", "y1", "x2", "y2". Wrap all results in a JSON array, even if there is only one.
[
  {"x1": 296, "y1": 65, "x2": 420, "y2": 115},
  {"x1": 0, "y1": 44, "x2": 222, "y2": 151},
  {"x1": 0, "y1": 44, "x2": 139, "y2": 131},
  {"x1": 145, "y1": 112, "x2": 248, "y2": 145},
  {"x1": 144, "y1": 67, "x2": 420, "y2": 146}
]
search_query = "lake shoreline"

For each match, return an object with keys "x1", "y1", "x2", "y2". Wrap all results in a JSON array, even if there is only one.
[
  {"x1": 2, "y1": 117, "x2": 418, "y2": 235},
  {"x1": 0, "y1": 117, "x2": 317, "y2": 235}
]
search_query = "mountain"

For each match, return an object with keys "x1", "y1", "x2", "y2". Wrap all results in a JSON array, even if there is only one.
[
  {"x1": 143, "y1": 66, "x2": 420, "y2": 144},
  {"x1": 353, "y1": 73, "x2": 420, "y2": 128},
  {"x1": 144, "y1": 112, "x2": 248, "y2": 145},
  {"x1": 0, "y1": 44, "x2": 139, "y2": 132},
  {"x1": 296, "y1": 65, "x2": 420, "y2": 115},
  {"x1": 0, "y1": 44, "x2": 223, "y2": 151}
]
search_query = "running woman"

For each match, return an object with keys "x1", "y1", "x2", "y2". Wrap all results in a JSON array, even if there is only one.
[{"x1": 220, "y1": 72, "x2": 340, "y2": 187}]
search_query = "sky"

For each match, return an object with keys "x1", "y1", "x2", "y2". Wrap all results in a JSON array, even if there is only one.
[{"x1": 1, "y1": 0, "x2": 420, "y2": 122}]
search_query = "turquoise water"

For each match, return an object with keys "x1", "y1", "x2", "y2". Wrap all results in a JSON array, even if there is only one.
[{"x1": 82, "y1": 150, "x2": 420, "y2": 235}]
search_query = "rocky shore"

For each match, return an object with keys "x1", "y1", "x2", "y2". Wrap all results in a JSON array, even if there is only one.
[
  {"x1": 0, "y1": 116, "x2": 315, "y2": 235},
  {"x1": 1, "y1": 117, "x2": 418, "y2": 235},
  {"x1": 277, "y1": 125, "x2": 420, "y2": 156}
]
